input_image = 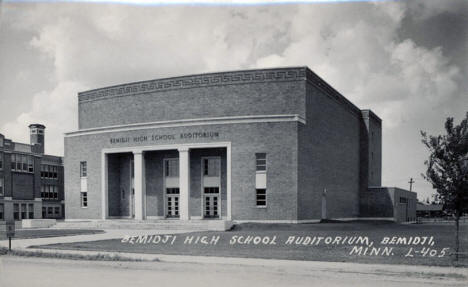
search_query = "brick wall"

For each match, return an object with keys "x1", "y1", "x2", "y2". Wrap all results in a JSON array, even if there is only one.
[
  {"x1": 78, "y1": 68, "x2": 306, "y2": 130},
  {"x1": 297, "y1": 82, "x2": 361, "y2": 220},
  {"x1": 65, "y1": 121, "x2": 299, "y2": 220}
]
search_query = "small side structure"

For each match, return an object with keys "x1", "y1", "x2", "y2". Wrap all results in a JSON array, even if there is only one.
[{"x1": 360, "y1": 187, "x2": 417, "y2": 223}]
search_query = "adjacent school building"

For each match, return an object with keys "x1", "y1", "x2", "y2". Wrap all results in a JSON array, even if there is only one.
[{"x1": 0, "y1": 125, "x2": 64, "y2": 222}]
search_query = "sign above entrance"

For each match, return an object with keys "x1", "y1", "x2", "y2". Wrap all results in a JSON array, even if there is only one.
[{"x1": 110, "y1": 131, "x2": 220, "y2": 145}]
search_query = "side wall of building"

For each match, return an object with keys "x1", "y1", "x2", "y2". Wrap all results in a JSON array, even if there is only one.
[{"x1": 297, "y1": 81, "x2": 362, "y2": 220}]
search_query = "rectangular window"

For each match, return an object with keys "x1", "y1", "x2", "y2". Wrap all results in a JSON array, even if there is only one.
[
  {"x1": 28, "y1": 204, "x2": 34, "y2": 219},
  {"x1": 400, "y1": 197, "x2": 408, "y2": 204},
  {"x1": 53, "y1": 166, "x2": 58, "y2": 179},
  {"x1": 22, "y1": 155, "x2": 28, "y2": 171},
  {"x1": 0, "y1": 153, "x2": 3, "y2": 170},
  {"x1": 48, "y1": 207, "x2": 53, "y2": 215},
  {"x1": 41, "y1": 165, "x2": 45, "y2": 178},
  {"x1": 255, "y1": 153, "x2": 267, "y2": 171},
  {"x1": 81, "y1": 192, "x2": 88, "y2": 207},
  {"x1": 54, "y1": 186, "x2": 58, "y2": 199},
  {"x1": 0, "y1": 178, "x2": 3, "y2": 196},
  {"x1": 13, "y1": 203, "x2": 19, "y2": 220},
  {"x1": 203, "y1": 158, "x2": 220, "y2": 176},
  {"x1": 256, "y1": 189, "x2": 266, "y2": 207},
  {"x1": 54, "y1": 207, "x2": 60, "y2": 215},
  {"x1": 42, "y1": 207, "x2": 46, "y2": 218},
  {"x1": 11, "y1": 154, "x2": 16, "y2": 170},
  {"x1": 21, "y1": 203, "x2": 27, "y2": 219},
  {"x1": 0, "y1": 203, "x2": 4, "y2": 220},
  {"x1": 165, "y1": 159, "x2": 179, "y2": 177},
  {"x1": 80, "y1": 161, "x2": 87, "y2": 177},
  {"x1": 28, "y1": 156, "x2": 34, "y2": 172}
]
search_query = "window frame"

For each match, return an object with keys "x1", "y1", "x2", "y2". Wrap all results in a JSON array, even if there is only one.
[
  {"x1": 255, "y1": 153, "x2": 267, "y2": 172},
  {"x1": 81, "y1": 192, "x2": 88, "y2": 208},
  {"x1": 80, "y1": 161, "x2": 87, "y2": 178},
  {"x1": 256, "y1": 188, "x2": 267, "y2": 208}
]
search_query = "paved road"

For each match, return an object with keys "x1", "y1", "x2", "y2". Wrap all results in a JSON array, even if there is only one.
[{"x1": 1, "y1": 256, "x2": 466, "y2": 287}]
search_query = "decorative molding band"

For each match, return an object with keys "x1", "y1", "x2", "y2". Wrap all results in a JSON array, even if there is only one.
[
  {"x1": 79, "y1": 67, "x2": 307, "y2": 103},
  {"x1": 65, "y1": 114, "x2": 306, "y2": 137}
]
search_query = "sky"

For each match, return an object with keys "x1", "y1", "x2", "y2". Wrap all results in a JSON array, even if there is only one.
[{"x1": 0, "y1": 0, "x2": 467, "y2": 201}]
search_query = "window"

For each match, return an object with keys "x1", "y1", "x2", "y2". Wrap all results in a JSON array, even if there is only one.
[
  {"x1": 42, "y1": 207, "x2": 46, "y2": 218},
  {"x1": 21, "y1": 204, "x2": 27, "y2": 219},
  {"x1": 21, "y1": 155, "x2": 27, "y2": 171},
  {"x1": 256, "y1": 189, "x2": 266, "y2": 207},
  {"x1": 81, "y1": 192, "x2": 88, "y2": 207},
  {"x1": 0, "y1": 153, "x2": 3, "y2": 170},
  {"x1": 203, "y1": 158, "x2": 220, "y2": 176},
  {"x1": 13, "y1": 204, "x2": 19, "y2": 220},
  {"x1": 54, "y1": 186, "x2": 58, "y2": 199},
  {"x1": 28, "y1": 156, "x2": 34, "y2": 172},
  {"x1": 53, "y1": 166, "x2": 58, "y2": 178},
  {"x1": 256, "y1": 153, "x2": 267, "y2": 171},
  {"x1": 0, "y1": 178, "x2": 3, "y2": 196},
  {"x1": 10, "y1": 154, "x2": 33, "y2": 173},
  {"x1": 80, "y1": 161, "x2": 87, "y2": 177},
  {"x1": 48, "y1": 207, "x2": 53, "y2": 215},
  {"x1": 0, "y1": 204, "x2": 3, "y2": 220},
  {"x1": 165, "y1": 159, "x2": 179, "y2": 177},
  {"x1": 54, "y1": 207, "x2": 60, "y2": 215},
  {"x1": 166, "y1": 188, "x2": 180, "y2": 194},
  {"x1": 28, "y1": 204, "x2": 34, "y2": 219},
  {"x1": 204, "y1": 187, "x2": 219, "y2": 194},
  {"x1": 400, "y1": 197, "x2": 408, "y2": 204},
  {"x1": 11, "y1": 154, "x2": 16, "y2": 170}
]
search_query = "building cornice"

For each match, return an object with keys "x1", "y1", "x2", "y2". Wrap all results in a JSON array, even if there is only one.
[
  {"x1": 65, "y1": 114, "x2": 306, "y2": 137},
  {"x1": 78, "y1": 67, "x2": 308, "y2": 103}
]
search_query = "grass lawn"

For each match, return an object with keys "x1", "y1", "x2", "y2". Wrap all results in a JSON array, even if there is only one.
[
  {"x1": 34, "y1": 221, "x2": 468, "y2": 267},
  {"x1": 0, "y1": 229, "x2": 104, "y2": 240}
]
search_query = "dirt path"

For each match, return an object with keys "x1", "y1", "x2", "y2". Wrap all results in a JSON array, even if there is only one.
[{"x1": 1, "y1": 255, "x2": 466, "y2": 287}]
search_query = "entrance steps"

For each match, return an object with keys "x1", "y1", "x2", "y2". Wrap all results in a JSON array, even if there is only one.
[{"x1": 53, "y1": 219, "x2": 233, "y2": 231}]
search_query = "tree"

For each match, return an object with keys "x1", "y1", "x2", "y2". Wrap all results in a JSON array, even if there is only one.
[{"x1": 421, "y1": 112, "x2": 468, "y2": 261}]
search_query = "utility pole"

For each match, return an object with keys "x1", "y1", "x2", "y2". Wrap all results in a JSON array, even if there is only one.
[{"x1": 408, "y1": 177, "x2": 415, "y2": 192}]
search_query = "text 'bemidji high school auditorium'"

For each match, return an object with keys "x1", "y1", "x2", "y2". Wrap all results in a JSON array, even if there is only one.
[{"x1": 64, "y1": 67, "x2": 416, "y2": 229}]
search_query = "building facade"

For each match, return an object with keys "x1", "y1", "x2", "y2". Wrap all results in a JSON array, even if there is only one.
[
  {"x1": 64, "y1": 67, "x2": 415, "y2": 223},
  {"x1": 0, "y1": 125, "x2": 64, "y2": 221}
]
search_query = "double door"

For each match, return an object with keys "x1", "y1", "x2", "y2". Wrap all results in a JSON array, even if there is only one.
[
  {"x1": 202, "y1": 157, "x2": 221, "y2": 219},
  {"x1": 166, "y1": 188, "x2": 180, "y2": 218}
]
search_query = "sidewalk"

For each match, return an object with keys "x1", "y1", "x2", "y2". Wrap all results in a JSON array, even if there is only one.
[{"x1": 1, "y1": 229, "x2": 467, "y2": 281}]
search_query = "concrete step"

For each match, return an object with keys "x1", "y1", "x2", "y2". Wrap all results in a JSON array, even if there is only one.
[{"x1": 53, "y1": 219, "x2": 233, "y2": 231}]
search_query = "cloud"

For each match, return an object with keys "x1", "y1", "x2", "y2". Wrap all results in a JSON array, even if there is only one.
[
  {"x1": 0, "y1": 1, "x2": 465, "y2": 201},
  {"x1": 2, "y1": 81, "x2": 87, "y2": 155}
]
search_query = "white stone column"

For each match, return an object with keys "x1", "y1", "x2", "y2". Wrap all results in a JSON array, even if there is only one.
[
  {"x1": 133, "y1": 151, "x2": 146, "y2": 220},
  {"x1": 178, "y1": 147, "x2": 190, "y2": 220}
]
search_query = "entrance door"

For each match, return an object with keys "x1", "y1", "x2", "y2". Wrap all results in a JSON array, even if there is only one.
[
  {"x1": 203, "y1": 187, "x2": 219, "y2": 218},
  {"x1": 202, "y1": 157, "x2": 221, "y2": 219},
  {"x1": 166, "y1": 188, "x2": 180, "y2": 218},
  {"x1": 164, "y1": 158, "x2": 180, "y2": 218}
]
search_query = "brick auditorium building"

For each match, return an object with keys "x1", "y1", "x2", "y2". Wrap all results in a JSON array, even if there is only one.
[
  {"x1": 0, "y1": 125, "x2": 64, "y2": 222},
  {"x1": 64, "y1": 67, "x2": 416, "y2": 226}
]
